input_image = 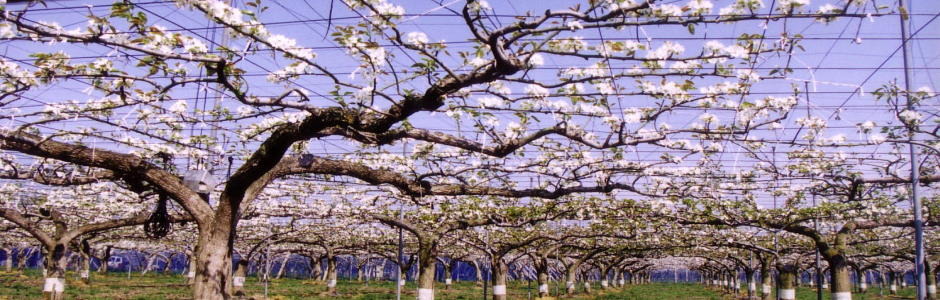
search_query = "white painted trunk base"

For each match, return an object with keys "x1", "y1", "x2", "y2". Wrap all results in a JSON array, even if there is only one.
[
  {"x1": 762, "y1": 284, "x2": 771, "y2": 294},
  {"x1": 749, "y1": 281, "x2": 756, "y2": 292},
  {"x1": 80, "y1": 270, "x2": 89, "y2": 279},
  {"x1": 539, "y1": 284, "x2": 549, "y2": 293},
  {"x1": 929, "y1": 284, "x2": 936, "y2": 294},
  {"x1": 493, "y1": 285, "x2": 507, "y2": 295},
  {"x1": 444, "y1": 279, "x2": 451, "y2": 285},
  {"x1": 890, "y1": 284, "x2": 897, "y2": 292},
  {"x1": 43, "y1": 278, "x2": 65, "y2": 292},
  {"x1": 327, "y1": 279, "x2": 337, "y2": 288},
  {"x1": 779, "y1": 288, "x2": 796, "y2": 300},
  {"x1": 400, "y1": 279, "x2": 406, "y2": 286},
  {"x1": 233, "y1": 276, "x2": 245, "y2": 287},
  {"x1": 187, "y1": 271, "x2": 195, "y2": 278},
  {"x1": 566, "y1": 281, "x2": 575, "y2": 289},
  {"x1": 417, "y1": 288, "x2": 434, "y2": 300},
  {"x1": 831, "y1": 292, "x2": 851, "y2": 300},
  {"x1": 601, "y1": 280, "x2": 608, "y2": 287}
]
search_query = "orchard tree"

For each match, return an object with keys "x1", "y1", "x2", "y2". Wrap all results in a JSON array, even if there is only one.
[{"x1": 0, "y1": 0, "x2": 896, "y2": 298}]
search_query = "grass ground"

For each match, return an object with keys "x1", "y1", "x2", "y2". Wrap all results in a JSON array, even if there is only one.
[{"x1": 0, "y1": 270, "x2": 918, "y2": 299}]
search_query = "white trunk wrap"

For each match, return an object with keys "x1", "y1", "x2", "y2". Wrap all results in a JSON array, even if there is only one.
[
  {"x1": 930, "y1": 284, "x2": 937, "y2": 294},
  {"x1": 539, "y1": 284, "x2": 549, "y2": 293},
  {"x1": 445, "y1": 279, "x2": 451, "y2": 285},
  {"x1": 400, "y1": 279, "x2": 406, "y2": 286},
  {"x1": 80, "y1": 270, "x2": 89, "y2": 278},
  {"x1": 566, "y1": 281, "x2": 574, "y2": 289},
  {"x1": 822, "y1": 283, "x2": 829, "y2": 289},
  {"x1": 619, "y1": 279, "x2": 625, "y2": 285},
  {"x1": 762, "y1": 284, "x2": 771, "y2": 294},
  {"x1": 831, "y1": 292, "x2": 851, "y2": 300},
  {"x1": 860, "y1": 282, "x2": 867, "y2": 289},
  {"x1": 749, "y1": 281, "x2": 756, "y2": 291},
  {"x1": 43, "y1": 278, "x2": 65, "y2": 292},
  {"x1": 233, "y1": 276, "x2": 245, "y2": 287},
  {"x1": 779, "y1": 288, "x2": 796, "y2": 300},
  {"x1": 417, "y1": 288, "x2": 434, "y2": 300},
  {"x1": 891, "y1": 284, "x2": 897, "y2": 292},
  {"x1": 584, "y1": 282, "x2": 590, "y2": 288},
  {"x1": 187, "y1": 271, "x2": 195, "y2": 278},
  {"x1": 327, "y1": 279, "x2": 337, "y2": 287},
  {"x1": 493, "y1": 284, "x2": 507, "y2": 295},
  {"x1": 601, "y1": 280, "x2": 608, "y2": 287}
]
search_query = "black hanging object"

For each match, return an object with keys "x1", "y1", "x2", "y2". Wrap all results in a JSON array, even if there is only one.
[{"x1": 144, "y1": 193, "x2": 171, "y2": 238}]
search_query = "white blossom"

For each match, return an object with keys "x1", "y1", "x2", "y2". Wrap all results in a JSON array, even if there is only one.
[
  {"x1": 405, "y1": 31, "x2": 429, "y2": 46},
  {"x1": 566, "y1": 20, "x2": 584, "y2": 31},
  {"x1": 524, "y1": 84, "x2": 550, "y2": 98},
  {"x1": 899, "y1": 109, "x2": 923, "y2": 125},
  {"x1": 526, "y1": 53, "x2": 544, "y2": 67},
  {"x1": 169, "y1": 100, "x2": 188, "y2": 114},
  {"x1": 477, "y1": 96, "x2": 506, "y2": 108}
]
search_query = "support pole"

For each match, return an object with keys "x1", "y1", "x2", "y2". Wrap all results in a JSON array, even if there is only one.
[
  {"x1": 396, "y1": 201, "x2": 404, "y2": 300},
  {"x1": 898, "y1": 1, "x2": 926, "y2": 299}
]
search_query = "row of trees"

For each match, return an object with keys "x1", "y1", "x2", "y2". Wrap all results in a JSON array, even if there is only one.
[{"x1": 0, "y1": 0, "x2": 935, "y2": 299}]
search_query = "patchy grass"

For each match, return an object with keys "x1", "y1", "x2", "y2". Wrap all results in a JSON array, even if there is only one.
[{"x1": 0, "y1": 270, "x2": 919, "y2": 299}]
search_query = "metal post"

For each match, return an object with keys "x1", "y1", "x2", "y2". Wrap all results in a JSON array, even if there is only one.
[
  {"x1": 264, "y1": 248, "x2": 270, "y2": 299},
  {"x1": 483, "y1": 261, "x2": 489, "y2": 300},
  {"x1": 898, "y1": 1, "x2": 926, "y2": 299},
  {"x1": 813, "y1": 192, "x2": 823, "y2": 300},
  {"x1": 396, "y1": 200, "x2": 404, "y2": 300}
]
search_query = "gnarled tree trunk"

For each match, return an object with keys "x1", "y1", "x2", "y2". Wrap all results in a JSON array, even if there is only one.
[
  {"x1": 233, "y1": 259, "x2": 248, "y2": 296},
  {"x1": 325, "y1": 255, "x2": 338, "y2": 295},
  {"x1": 416, "y1": 250, "x2": 436, "y2": 300},
  {"x1": 491, "y1": 259, "x2": 509, "y2": 300},
  {"x1": 42, "y1": 243, "x2": 68, "y2": 300},
  {"x1": 191, "y1": 220, "x2": 235, "y2": 300},
  {"x1": 777, "y1": 264, "x2": 798, "y2": 300},
  {"x1": 3, "y1": 248, "x2": 12, "y2": 272},
  {"x1": 276, "y1": 253, "x2": 290, "y2": 279}
]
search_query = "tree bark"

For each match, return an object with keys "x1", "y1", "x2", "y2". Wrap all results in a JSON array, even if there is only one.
[
  {"x1": 17, "y1": 247, "x2": 34, "y2": 270},
  {"x1": 858, "y1": 270, "x2": 867, "y2": 293},
  {"x1": 889, "y1": 272, "x2": 898, "y2": 294},
  {"x1": 192, "y1": 222, "x2": 235, "y2": 300},
  {"x1": 3, "y1": 248, "x2": 12, "y2": 272},
  {"x1": 828, "y1": 256, "x2": 851, "y2": 300},
  {"x1": 416, "y1": 251, "x2": 436, "y2": 300},
  {"x1": 565, "y1": 263, "x2": 578, "y2": 295},
  {"x1": 760, "y1": 265, "x2": 773, "y2": 300},
  {"x1": 442, "y1": 259, "x2": 454, "y2": 290},
  {"x1": 310, "y1": 256, "x2": 322, "y2": 281},
  {"x1": 325, "y1": 255, "x2": 338, "y2": 295},
  {"x1": 95, "y1": 246, "x2": 111, "y2": 274},
  {"x1": 78, "y1": 250, "x2": 91, "y2": 283},
  {"x1": 472, "y1": 260, "x2": 483, "y2": 285},
  {"x1": 233, "y1": 259, "x2": 248, "y2": 297},
  {"x1": 276, "y1": 253, "x2": 290, "y2": 279},
  {"x1": 536, "y1": 259, "x2": 550, "y2": 297},
  {"x1": 42, "y1": 243, "x2": 68, "y2": 300},
  {"x1": 928, "y1": 261, "x2": 937, "y2": 300},
  {"x1": 491, "y1": 259, "x2": 509, "y2": 300},
  {"x1": 777, "y1": 264, "x2": 798, "y2": 300},
  {"x1": 142, "y1": 253, "x2": 157, "y2": 275}
]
